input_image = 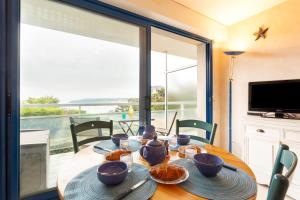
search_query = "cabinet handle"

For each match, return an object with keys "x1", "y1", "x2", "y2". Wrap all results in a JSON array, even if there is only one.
[{"x1": 256, "y1": 129, "x2": 265, "y2": 133}]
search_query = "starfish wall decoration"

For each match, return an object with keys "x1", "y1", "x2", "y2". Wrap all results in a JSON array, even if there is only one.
[{"x1": 253, "y1": 26, "x2": 269, "y2": 41}]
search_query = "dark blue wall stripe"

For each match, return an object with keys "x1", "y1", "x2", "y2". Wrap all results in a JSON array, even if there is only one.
[
  {"x1": 206, "y1": 43, "x2": 213, "y2": 139},
  {"x1": 229, "y1": 80, "x2": 232, "y2": 152},
  {"x1": 145, "y1": 26, "x2": 152, "y2": 125}
]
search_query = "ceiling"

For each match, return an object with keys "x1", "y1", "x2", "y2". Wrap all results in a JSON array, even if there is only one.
[{"x1": 173, "y1": 0, "x2": 287, "y2": 25}]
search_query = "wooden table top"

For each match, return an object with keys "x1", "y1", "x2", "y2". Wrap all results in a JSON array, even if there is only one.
[{"x1": 57, "y1": 144, "x2": 257, "y2": 200}]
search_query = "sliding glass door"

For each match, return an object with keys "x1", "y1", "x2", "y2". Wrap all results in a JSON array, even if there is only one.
[
  {"x1": 151, "y1": 28, "x2": 207, "y2": 135},
  {"x1": 2, "y1": 0, "x2": 214, "y2": 199},
  {"x1": 20, "y1": 0, "x2": 141, "y2": 197}
]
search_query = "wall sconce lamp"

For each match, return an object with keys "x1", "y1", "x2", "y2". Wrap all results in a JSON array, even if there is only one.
[{"x1": 223, "y1": 51, "x2": 245, "y2": 153}]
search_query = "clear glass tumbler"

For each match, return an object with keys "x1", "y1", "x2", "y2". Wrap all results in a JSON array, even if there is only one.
[
  {"x1": 169, "y1": 135, "x2": 177, "y2": 150},
  {"x1": 120, "y1": 153, "x2": 133, "y2": 172},
  {"x1": 120, "y1": 138, "x2": 129, "y2": 150}
]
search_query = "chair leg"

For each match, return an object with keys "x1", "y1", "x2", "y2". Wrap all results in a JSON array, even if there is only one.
[{"x1": 267, "y1": 174, "x2": 289, "y2": 200}]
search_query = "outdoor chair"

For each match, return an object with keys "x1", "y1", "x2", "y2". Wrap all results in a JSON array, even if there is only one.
[
  {"x1": 69, "y1": 116, "x2": 102, "y2": 136},
  {"x1": 70, "y1": 120, "x2": 113, "y2": 153},
  {"x1": 156, "y1": 112, "x2": 178, "y2": 136}
]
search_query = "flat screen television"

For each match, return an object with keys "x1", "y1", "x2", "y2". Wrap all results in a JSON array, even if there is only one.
[{"x1": 249, "y1": 79, "x2": 300, "y2": 113}]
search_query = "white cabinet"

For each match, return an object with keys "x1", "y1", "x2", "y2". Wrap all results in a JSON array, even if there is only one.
[
  {"x1": 243, "y1": 116, "x2": 300, "y2": 199},
  {"x1": 244, "y1": 124, "x2": 279, "y2": 185}
]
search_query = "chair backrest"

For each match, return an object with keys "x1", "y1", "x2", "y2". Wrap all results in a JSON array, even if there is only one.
[
  {"x1": 176, "y1": 119, "x2": 217, "y2": 145},
  {"x1": 70, "y1": 120, "x2": 113, "y2": 153},
  {"x1": 166, "y1": 112, "x2": 178, "y2": 136},
  {"x1": 69, "y1": 116, "x2": 102, "y2": 136},
  {"x1": 267, "y1": 144, "x2": 298, "y2": 200}
]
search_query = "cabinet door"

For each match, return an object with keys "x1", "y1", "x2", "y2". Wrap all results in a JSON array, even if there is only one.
[{"x1": 246, "y1": 136, "x2": 277, "y2": 185}]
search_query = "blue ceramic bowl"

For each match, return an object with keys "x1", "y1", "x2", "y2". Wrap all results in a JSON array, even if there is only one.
[
  {"x1": 177, "y1": 135, "x2": 190, "y2": 145},
  {"x1": 194, "y1": 153, "x2": 224, "y2": 177},
  {"x1": 97, "y1": 161, "x2": 128, "y2": 185},
  {"x1": 111, "y1": 134, "x2": 128, "y2": 146}
]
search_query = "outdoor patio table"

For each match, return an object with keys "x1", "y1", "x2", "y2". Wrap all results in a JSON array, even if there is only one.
[
  {"x1": 118, "y1": 118, "x2": 155, "y2": 135},
  {"x1": 57, "y1": 139, "x2": 257, "y2": 200}
]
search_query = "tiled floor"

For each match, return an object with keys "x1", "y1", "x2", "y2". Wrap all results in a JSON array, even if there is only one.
[
  {"x1": 256, "y1": 184, "x2": 294, "y2": 200},
  {"x1": 48, "y1": 152, "x2": 74, "y2": 187},
  {"x1": 48, "y1": 142, "x2": 98, "y2": 187}
]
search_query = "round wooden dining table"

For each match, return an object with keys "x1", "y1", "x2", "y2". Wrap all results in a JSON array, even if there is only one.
[{"x1": 57, "y1": 143, "x2": 257, "y2": 200}]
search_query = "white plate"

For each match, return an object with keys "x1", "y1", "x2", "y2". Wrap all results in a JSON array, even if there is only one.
[
  {"x1": 149, "y1": 164, "x2": 189, "y2": 184},
  {"x1": 177, "y1": 145, "x2": 207, "y2": 158},
  {"x1": 180, "y1": 146, "x2": 207, "y2": 154}
]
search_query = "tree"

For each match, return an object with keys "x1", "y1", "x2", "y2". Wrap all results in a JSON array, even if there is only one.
[
  {"x1": 151, "y1": 87, "x2": 165, "y2": 110},
  {"x1": 26, "y1": 96, "x2": 59, "y2": 104},
  {"x1": 21, "y1": 96, "x2": 85, "y2": 117}
]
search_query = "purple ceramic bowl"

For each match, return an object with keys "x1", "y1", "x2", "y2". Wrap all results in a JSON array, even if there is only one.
[
  {"x1": 177, "y1": 135, "x2": 190, "y2": 145},
  {"x1": 111, "y1": 133, "x2": 128, "y2": 146},
  {"x1": 97, "y1": 161, "x2": 128, "y2": 185},
  {"x1": 194, "y1": 153, "x2": 224, "y2": 177}
]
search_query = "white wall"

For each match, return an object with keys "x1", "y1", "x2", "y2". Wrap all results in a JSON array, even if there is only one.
[{"x1": 221, "y1": 0, "x2": 300, "y2": 156}]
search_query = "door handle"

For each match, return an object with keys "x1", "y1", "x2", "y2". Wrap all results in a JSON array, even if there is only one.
[{"x1": 256, "y1": 129, "x2": 265, "y2": 133}]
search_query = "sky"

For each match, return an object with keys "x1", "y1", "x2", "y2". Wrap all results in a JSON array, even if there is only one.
[{"x1": 20, "y1": 24, "x2": 197, "y2": 103}]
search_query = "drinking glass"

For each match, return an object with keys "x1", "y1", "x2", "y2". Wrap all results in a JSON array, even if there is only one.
[
  {"x1": 120, "y1": 138, "x2": 129, "y2": 150},
  {"x1": 120, "y1": 153, "x2": 133, "y2": 172},
  {"x1": 169, "y1": 135, "x2": 177, "y2": 149},
  {"x1": 136, "y1": 135, "x2": 143, "y2": 144},
  {"x1": 121, "y1": 112, "x2": 127, "y2": 120},
  {"x1": 185, "y1": 148, "x2": 197, "y2": 160}
]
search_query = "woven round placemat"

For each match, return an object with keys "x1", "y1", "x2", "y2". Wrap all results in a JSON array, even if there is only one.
[
  {"x1": 93, "y1": 140, "x2": 141, "y2": 154},
  {"x1": 169, "y1": 139, "x2": 205, "y2": 151},
  {"x1": 64, "y1": 163, "x2": 156, "y2": 200},
  {"x1": 172, "y1": 159, "x2": 257, "y2": 200}
]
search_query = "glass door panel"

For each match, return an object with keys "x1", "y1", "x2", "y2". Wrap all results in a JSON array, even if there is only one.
[
  {"x1": 151, "y1": 27, "x2": 206, "y2": 135},
  {"x1": 20, "y1": 0, "x2": 140, "y2": 196}
]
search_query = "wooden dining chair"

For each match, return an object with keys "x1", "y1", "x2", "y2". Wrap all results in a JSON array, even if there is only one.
[
  {"x1": 176, "y1": 119, "x2": 217, "y2": 145},
  {"x1": 267, "y1": 144, "x2": 298, "y2": 200},
  {"x1": 156, "y1": 111, "x2": 178, "y2": 136},
  {"x1": 70, "y1": 120, "x2": 113, "y2": 153}
]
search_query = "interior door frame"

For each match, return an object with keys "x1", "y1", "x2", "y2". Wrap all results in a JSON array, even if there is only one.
[{"x1": 0, "y1": 0, "x2": 213, "y2": 199}]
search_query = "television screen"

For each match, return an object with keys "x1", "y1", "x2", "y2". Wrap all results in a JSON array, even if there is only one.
[{"x1": 249, "y1": 79, "x2": 300, "y2": 113}]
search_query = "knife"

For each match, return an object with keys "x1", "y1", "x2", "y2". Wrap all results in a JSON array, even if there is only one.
[
  {"x1": 114, "y1": 177, "x2": 149, "y2": 200},
  {"x1": 223, "y1": 163, "x2": 237, "y2": 171},
  {"x1": 94, "y1": 145, "x2": 112, "y2": 152}
]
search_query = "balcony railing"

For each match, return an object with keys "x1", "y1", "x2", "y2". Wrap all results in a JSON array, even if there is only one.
[{"x1": 20, "y1": 101, "x2": 197, "y2": 154}]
